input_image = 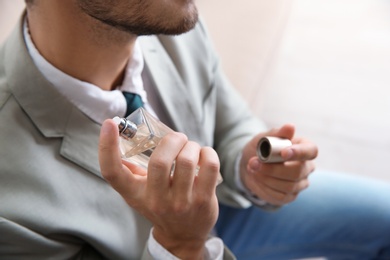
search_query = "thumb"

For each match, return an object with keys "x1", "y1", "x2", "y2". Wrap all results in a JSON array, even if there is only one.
[
  {"x1": 99, "y1": 119, "x2": 124, "y2": 180},
  {"x1": 267, "y1": 124, "x2": 295, "y2": 140},
  {"x1": 99, "y1": 119, "x2": 140, "y2": 195}
]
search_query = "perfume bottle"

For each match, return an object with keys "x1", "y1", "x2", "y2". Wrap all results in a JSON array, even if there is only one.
[
  {"x1": 114, "y1": 108, "x2": 223, "y2": 184},
  {"x1": 113, "y1": 107, "x2": 173, "y2": 169}
]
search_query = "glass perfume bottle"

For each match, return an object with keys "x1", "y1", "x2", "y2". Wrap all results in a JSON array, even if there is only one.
[
  {"x1": 113, "y1": 107, "x2": 173, "y2": 169},
  {"x1": 114, "y1": 107, "x2": 223, "y2": 184}
]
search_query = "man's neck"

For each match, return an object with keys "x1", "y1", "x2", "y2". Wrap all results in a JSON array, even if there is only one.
[{"x1": 26, "y1": 2, "x2": 136, "y2": 91}]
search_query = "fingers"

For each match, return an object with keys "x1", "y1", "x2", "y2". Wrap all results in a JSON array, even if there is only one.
[
  {"x1": 196, "y1": 147, "x2": 220, "y2": 195},
  {"x1": 99, "y1": 119, "x2": 138, "y2": 195},
  {"x1": 245, "y1": 156, "x2": 315, "y2": 205},
  {"x1": 242, "y1": 124, "x2": 319, "y2": 206},
  {"x1": 147, "y1": 132, "x2": 219, "y2": 199},
  {"x1": 247, "y1": 168, "x2": 311, "y2": 206},
  {"x1": 261, "y1": 171, "x2": 310, "y2": 194},
  {"x1": 263, "y1": 159, "x2": 316, "y2": 181},
  {"x1": 99, "y1": 119, "x2": 123, "y2": 177},
  {"x1": 281, "y1": 138, "x2": 319, "y2": 161},
  {"x1": 266, "y1": 124, "x2": 295, "y2": 140},
  {"x1": 262, "y1": 124, "x2": 318, "y2": 162},
  {"x1": 255, "y1": 182, "x2": 301, "y2": 206},
  {"x1": 100, "y1": 123, "x2": 219, "y2": 245},
  {"x1": 171, "y1": 141, "x2": 200, "y2": 200},
  {"x1": 147, "y1": 132, "x2": 188, "y2": 197}
]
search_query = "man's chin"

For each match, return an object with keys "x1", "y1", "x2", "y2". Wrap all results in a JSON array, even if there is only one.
[{"x1": 134, "y1": 16, "x2": 199, "y2": 36}]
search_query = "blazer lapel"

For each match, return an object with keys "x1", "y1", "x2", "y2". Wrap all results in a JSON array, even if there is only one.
[
  {"x1": 60, "y1": 107, "x2": 102, "y2": 177},
  {"x1": 4, "y1": 15, "x2": 103, "y2": 178}
]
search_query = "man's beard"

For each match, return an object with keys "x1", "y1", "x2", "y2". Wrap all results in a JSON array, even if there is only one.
[
  {"x1": 92, "y1": 14, "x2": 199, "y2": 36},
  {"x1": 77, "y1": 1, "x2": 199, "y2": 36}
]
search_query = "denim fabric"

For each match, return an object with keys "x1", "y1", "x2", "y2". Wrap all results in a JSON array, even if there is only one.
[{"x1": 216, "y1": 170, "x2": 390, "y2": 260}]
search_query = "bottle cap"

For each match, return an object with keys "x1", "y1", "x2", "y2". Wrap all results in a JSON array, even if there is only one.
[
  {"x1": 113, "y1": 116, "x2": 138, "y2": 139},
  {"x1": 257, "y1": 136, "x2": 292, "y2": 163}
]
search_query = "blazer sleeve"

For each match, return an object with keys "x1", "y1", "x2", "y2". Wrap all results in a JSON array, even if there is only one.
[
  {"x1": 195, "y1": 22, "x2": 270, "y2": 208},
  {"x1": 0, "y1": 217, "x2": 106, "y2": 260}
]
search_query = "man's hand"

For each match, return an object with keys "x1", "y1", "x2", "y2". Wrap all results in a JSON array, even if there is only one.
[
  {"x1": 99, "y1": 119, "x2": 220, "y2": 259},
  {"x1": 240, "y1": 124, "x2": 318, "y2": 206}
]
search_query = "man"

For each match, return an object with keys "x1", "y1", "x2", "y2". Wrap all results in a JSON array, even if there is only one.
[{"x1": 0, "y1": 0, "x2": 389, "y2": 259}]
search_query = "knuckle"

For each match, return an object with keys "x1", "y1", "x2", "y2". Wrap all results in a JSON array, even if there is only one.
[
  {"x1": 204, "y1": 160, "x2": 220, "y2": 173},
  {"x1": 169, "y1": 132, "x2": 188, "y2": 143},
  {"x1": 293, "y1": 148, "x2": 303, "y2": 159},
  {"x1": 288, "y1": 179, "x2": 309, "y2": 194},
  {"x1": 172, "y1": 200, "x2": 191, "y2": 215},
  {"x1": 102, "y1": 173, "x2": 118, "y2": 183},
  {"x1": 176, "y1": 156, "x2": 197, "y2": 171},
  {"x1": 148, "y1": 201, "x2": 167, "y2": 216},
  {"x1": 149, "y1": 158, "x2": 170, "y2": 173},
  {"x1": 298, "y1": 163, "x2": 311, "y2": 179},
  {"x1": 176, "y1": 141, "x2": 200, "y2": 170},
  {"x1": 102, "y1": 171, "x2": 119, "y2": 184},
  {"x1": 193, "y1": 194, "x2": 209, "y2": 208},
  {"x1": 284, "y1": 183, "x2": 298, "y2": 194},
  {"x1": 313, "y1": 146, "x2": 319, "y2": 158},
  {"x1": 302, "y1": 179, "x2": 310, "y2": 190},
  {"x1": 290, "y1": 169, "x2": 304, "y2": 180},
  {"x1": 160, "y1": 132, "x2": 188, "y2": 148},
  {"x1": 274, "y1": 192, "x2": 295, "y2": 205},
  {"x1": 286, "y1": 193, "x2": 298, "y2": 203},
  {"x1": 98, "y1": 142, "x2": 110, "y2": 153},
  {"x1": 308, "y1": 162, "x2": 316, "y2": 173},
  {"x1": 200, "y1": 147, "x2": 220, "y2": 171}
]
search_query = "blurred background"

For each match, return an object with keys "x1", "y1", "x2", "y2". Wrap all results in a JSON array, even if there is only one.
[
  {"x1": 198, "y1": 0, "x2": 390, "y2": 182},
  {"x1": 2, "y1": 0, "x2": 390, "y2": 182}
]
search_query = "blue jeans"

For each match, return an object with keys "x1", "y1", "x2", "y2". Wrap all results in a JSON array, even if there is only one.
[{"x1": 216, "y1": 170, "x2": 390, "y2": 260}]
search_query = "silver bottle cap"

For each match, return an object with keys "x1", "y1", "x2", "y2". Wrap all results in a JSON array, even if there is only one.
[
  {"x1": 257, "y1": 136, "x2": 292, "y2": 163},
  {"x1": 113, "y1": 116, "x2": 138, "y2": 139}
]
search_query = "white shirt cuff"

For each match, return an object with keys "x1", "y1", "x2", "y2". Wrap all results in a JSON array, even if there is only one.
[{"x1": 147, "y1": 228, "x2": 224, "y2": 260}]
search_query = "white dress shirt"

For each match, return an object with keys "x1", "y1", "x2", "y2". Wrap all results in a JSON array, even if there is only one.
[{"x1": 23, "y1": 19, "x2": 223, "y2": 259}]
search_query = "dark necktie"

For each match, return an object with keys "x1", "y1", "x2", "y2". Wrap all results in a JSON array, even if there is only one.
[{"x1": 122, "y1": 91, "x2": 143, "y2": 117}]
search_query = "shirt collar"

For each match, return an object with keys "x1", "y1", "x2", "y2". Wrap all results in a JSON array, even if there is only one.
[{"x1": 23, "y1": 18, "x2": 146, "y2": 124}]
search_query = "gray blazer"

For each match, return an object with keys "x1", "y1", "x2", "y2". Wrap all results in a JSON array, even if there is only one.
[{"x1": 0, "y1": 14, "x2": 266, "y2": 259}]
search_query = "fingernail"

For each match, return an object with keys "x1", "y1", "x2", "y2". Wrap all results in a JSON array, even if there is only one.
[
  {"x1": 248, "y1": 159, "x2": 262, "y2": 173},
  {"x1": 284, "y1": 148, "x2": 294, "y2": 160},
  {"x1": 101, "y1": 121, "x2": 113, "y2": 135}
]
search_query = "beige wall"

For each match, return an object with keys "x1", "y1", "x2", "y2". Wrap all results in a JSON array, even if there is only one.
[
  {"x1": 197, "y1": 0, "x2": 293, "y2": 111},
  {"x1": 0, "y1": 0, "x2": 25, "y2": 44},
  {"x1": 200, "y1": 0, "x2": 390, "y2": 181}
]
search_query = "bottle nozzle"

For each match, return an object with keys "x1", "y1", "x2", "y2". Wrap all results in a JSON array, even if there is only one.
[{"x1": 113, "y1": 116, "x2": 137, "y2": 139}]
